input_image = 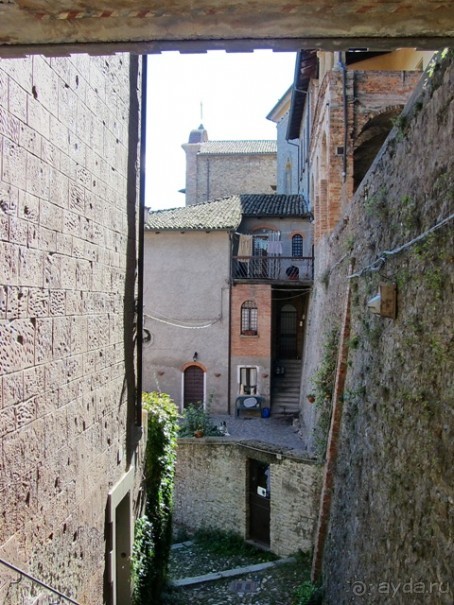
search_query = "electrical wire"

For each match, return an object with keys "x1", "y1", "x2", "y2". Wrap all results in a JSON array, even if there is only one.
[
  {"x1": 348, "y1": 212, "x2": 454, "y2": 280},
  {"x1": 144, "y1": 313, "x2": 221, "y2": 329}
]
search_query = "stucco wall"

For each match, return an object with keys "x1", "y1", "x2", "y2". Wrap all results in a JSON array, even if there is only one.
[
  {"x1": 276, "y1": 114, "x2": 300, "y2": 195},
  {"x1": 300, "y1": 53, "x2": 454, "y2": 603},
  {"x1": 0, "y1": 54, "x2": 141, "y2": 604},
  {"x1": 143, "y1": 229, "x2": 231, "y2": 413},
  {"x1": 174, "y1": 439, "x2": 320, "y2": 557}
]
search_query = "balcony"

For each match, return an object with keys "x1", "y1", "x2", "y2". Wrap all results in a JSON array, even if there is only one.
[{"x1": 232, "y1": 255, "x2": 314, "y2": 283}]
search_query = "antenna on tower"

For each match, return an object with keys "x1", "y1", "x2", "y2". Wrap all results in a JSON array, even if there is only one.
[{"x1": 200, "y1": 101, "x2": 204, "y2": 124}]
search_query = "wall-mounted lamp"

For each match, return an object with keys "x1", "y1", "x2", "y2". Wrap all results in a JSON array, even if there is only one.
[
  {"x1": 193, "y1": 352, "x2": 198, "y2": 362},
  {"x1": 367, "y1": 283, "x2": 397, "y2": 319}
]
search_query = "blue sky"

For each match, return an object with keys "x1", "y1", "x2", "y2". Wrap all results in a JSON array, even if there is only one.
[{"x1": 145, "y1": 50, "x2": 296, "y2": 209}]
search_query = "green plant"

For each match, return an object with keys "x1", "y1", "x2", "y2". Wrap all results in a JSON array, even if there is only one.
[
  {"x1": 364, "y1": 186, "x2": 388, "y2": 219},
  {"x1": 320, "y1": 268, "x2": 330, "y2": 288},
  {"x1": 193, "y1": 528, "x2": 277, "y2": 561},
  {"x1": 293, "y1": 580, "x2": 323, "y2": 605},
  {"x1": 345, "y1": 235, "x2": 355, "y2": 252},
  {"x1": 310, "y1": 328, "x2": 339, "y2": 458},
  {"x1": 179, "y1": 403, "x2": 223, "y2": 437},
  {"x1": 132, "y1": 392, "x2": 180, "y2": 605},
  {"x1": 392, "y1": 113, "x2": 408, "y2": 141}
]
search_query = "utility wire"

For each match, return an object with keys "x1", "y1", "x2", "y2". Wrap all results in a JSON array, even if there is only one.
[
  {"x1": 144, "y1": 313, "x2": 221, "y2": 329},
  {"x1": 348, "y1": 212, "x2": 454, "y2": 280}
]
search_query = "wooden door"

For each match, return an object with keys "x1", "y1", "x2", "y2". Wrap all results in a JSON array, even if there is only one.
[
  {"x1": 184, "y1": 365, "x2": 204, "y2": 408},
  {"x1": 279, "y1": 304, "x2": 297, "y2": 358},
  {"x1": 248, "y1": 460, "x2": 270, "y2": 546}
]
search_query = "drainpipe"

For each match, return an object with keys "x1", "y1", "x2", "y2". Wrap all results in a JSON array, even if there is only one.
[
  {"x1": 206, "y1": 158, "x2": 210, "y2": 201},
  {"x1": 136, "y1": 54, "x2": 148, "y2": 427},
  {"x1": 287, "y1": 139, "x2": 300, "y2": 193},
  {"x1": 311, "y1": 262, "x2": 353, "y2": 582},
  {"x1": 339, "y1": 52, "x2": 348, "y2": 183},
  {"x1": 227, "y1": 231, "x2": 233, "y2": 415}
]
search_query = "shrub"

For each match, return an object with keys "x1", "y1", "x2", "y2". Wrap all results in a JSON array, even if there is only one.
[
  {"x1": 179, "y1": 403, "x2": 223, "y2": 437},
  {"x1": 132, "y1": 392, "x2": 179, "y2": 605},
  {"x1": 293, "y1": 580, "x2": 324, "y2": 605}
]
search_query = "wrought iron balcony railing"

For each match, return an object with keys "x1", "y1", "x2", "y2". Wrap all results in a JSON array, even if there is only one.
[{"x1": 232, "y1": 255, "x2": 314, "y2": 282}]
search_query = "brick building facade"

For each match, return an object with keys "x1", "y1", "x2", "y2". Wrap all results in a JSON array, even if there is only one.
[{"x1": 287, "y1": 49, "x2": 432, "y2": 243}]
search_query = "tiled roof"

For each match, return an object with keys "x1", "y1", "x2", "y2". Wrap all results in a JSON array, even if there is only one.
[
  {"x1": 239, "y1": 194, "x2": 309, "y2": 217},
  {"x1": 197, "y1": 140, "x2": 276, "y2": 155},
  {"x1": 145, "y1": 194, "x2": 309, "y2": 231},
  {"x1": 145, "y1": 197, "x2": 243, "y2": 231}
]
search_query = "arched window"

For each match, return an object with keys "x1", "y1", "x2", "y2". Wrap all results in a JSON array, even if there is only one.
[
  {"x1": 241, "y1": 300, "x2": 258, "y2": 335},
  {"x1": 292, "y1": 234, "x2": 303, "y2": 257}
]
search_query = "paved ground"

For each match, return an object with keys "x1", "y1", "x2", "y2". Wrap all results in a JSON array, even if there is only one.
[
  {"x1": 165, "y1": 539, "x2": 313, "y2": 605},
  {"x1": 210, "y1": 413, "x2": 308, "y2": 452}
]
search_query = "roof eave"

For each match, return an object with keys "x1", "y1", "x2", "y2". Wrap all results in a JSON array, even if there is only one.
[{"x1": 286, "y1": 50, "x2": 317, "y2": 140}]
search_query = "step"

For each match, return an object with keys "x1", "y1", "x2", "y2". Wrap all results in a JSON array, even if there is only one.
[{"x1": 170, "y1": 557, "x2": 296, "y2": 588}]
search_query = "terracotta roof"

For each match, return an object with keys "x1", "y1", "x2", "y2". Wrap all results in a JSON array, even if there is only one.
[
  {"x1": 240, "y1": 194, "x2": 309, "y2": 217},
  {"x1": 197, "y1": 141, "x2": 276, "y2": 155},
  {"x1": 145, "y1": 194, "x2": 309, "y2": 231}
]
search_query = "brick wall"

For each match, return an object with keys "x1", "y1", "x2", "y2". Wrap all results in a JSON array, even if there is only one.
[
  {"x1": 174, "y1": 439, "x2": 320, "y2": 557},
  {"x1": 231, "y1": 283, "x2": 272, "y2": 359},
  {"x1": 230, "y1": 283, "x2": 272, "y2": 402},
  {"x1": 310, "y1": 69, "x2": 421, "y2": 242},
  {"x1": 0, "y1": 53, "x2": 141, "y2": 604}
]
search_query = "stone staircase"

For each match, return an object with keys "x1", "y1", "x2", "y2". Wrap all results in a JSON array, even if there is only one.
[{"x1": 271, "y1": 359, "x2": 302, "y2": 415}]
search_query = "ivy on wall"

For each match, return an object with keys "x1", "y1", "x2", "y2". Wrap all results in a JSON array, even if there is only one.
[{"x1": 132, "y1": 392, "x2": 179, "y2": 605}]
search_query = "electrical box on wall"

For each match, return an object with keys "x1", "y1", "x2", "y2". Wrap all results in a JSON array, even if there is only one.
[{"x1": 367, "y1": 283, "x2": 397, "y2": 319}]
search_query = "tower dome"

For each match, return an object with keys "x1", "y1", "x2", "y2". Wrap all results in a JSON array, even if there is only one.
[{"x1": 188, "y1": 123, "x2": 208, "y2": 144}]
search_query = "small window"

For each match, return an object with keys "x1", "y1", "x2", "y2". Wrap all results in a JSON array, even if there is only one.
[
  {"x1": 241, "y1": 300, "x2": 258, "y2": 335},
  {"x1": 239, "y1": 366, "x2": 257, "y2": 395},
  {"x1": 292, "y1": 234, "x2": 303, "y2": 257}
]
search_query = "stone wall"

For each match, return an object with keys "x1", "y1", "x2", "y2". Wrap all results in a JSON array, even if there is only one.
[
  {"x1": 300, "y1": 53, "x2": 453, "y2": 603},
  {"x1": 0, "y1": 53, "x2": 141, "y2": 604},
  {"x1": 195, "y1": 153, "x2": 276, "y2": 203},
  {"x1": 174, "y1": 439, "x2": 320, "y2": 557}
]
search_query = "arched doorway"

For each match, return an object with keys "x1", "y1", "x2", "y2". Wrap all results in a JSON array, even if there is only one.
[
  {"x1": 278, "y1": 304, "x2": 298, "y2": 358},
  {"x1": 183, "y1": 365, "x2": 204, "y2": 408}
]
